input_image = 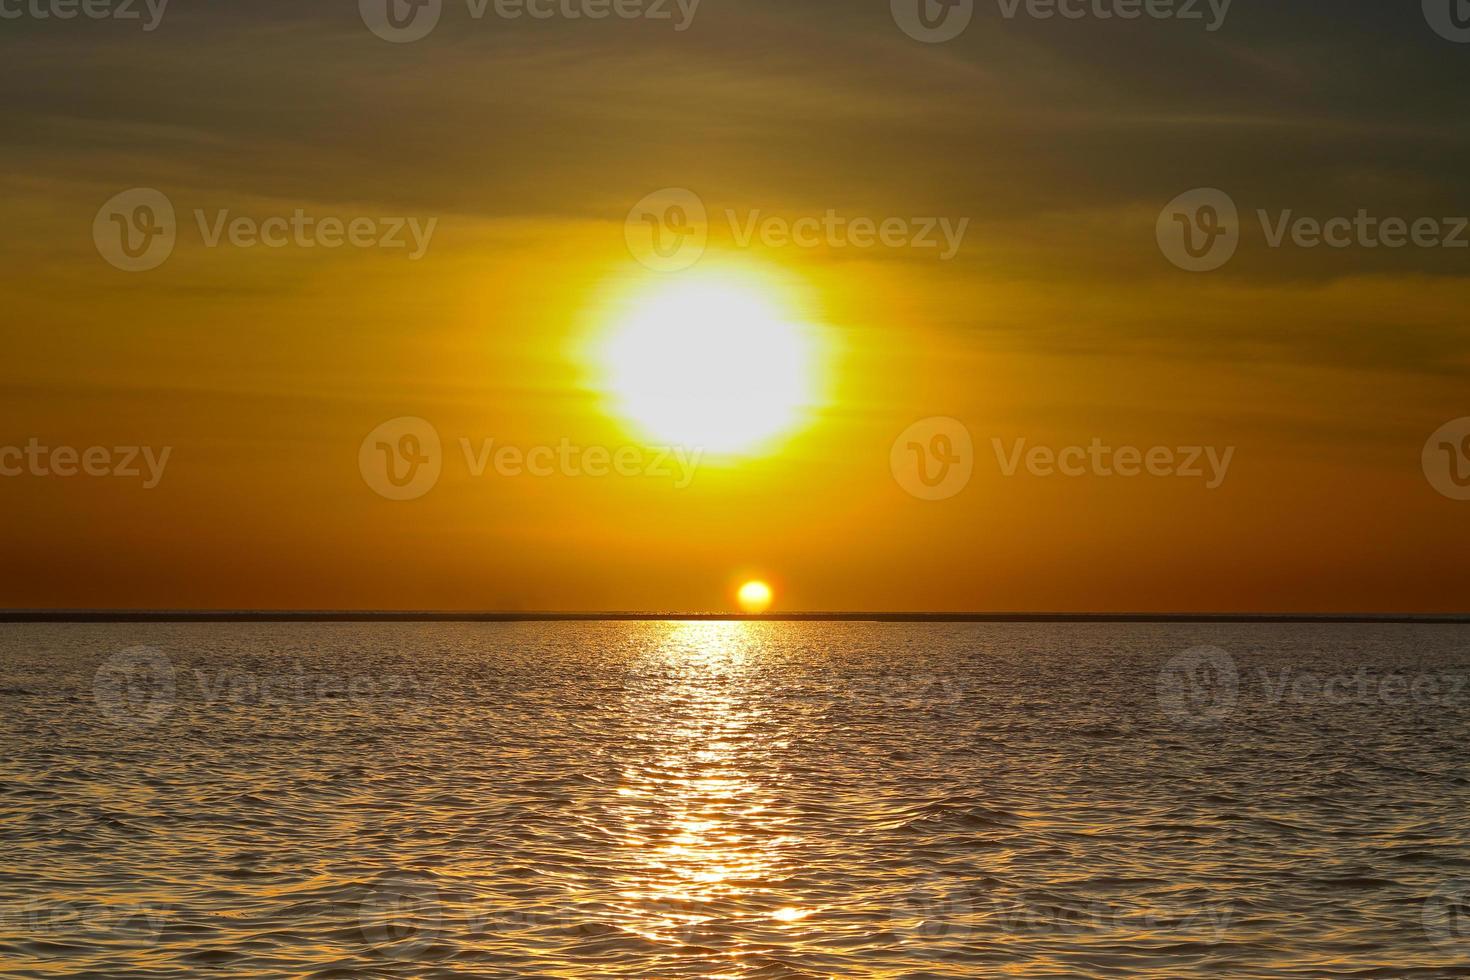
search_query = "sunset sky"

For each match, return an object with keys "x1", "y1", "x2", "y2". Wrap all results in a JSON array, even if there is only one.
[{"x1": 2, "y1": 1, "x2": 1467, "y2": 612}]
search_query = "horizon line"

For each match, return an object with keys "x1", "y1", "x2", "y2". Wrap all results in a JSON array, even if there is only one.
[{"x1": 1, "y1": 610, "x2": 1468, "y2": 624}]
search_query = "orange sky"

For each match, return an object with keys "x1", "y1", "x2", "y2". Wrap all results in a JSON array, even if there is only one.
[{"x1": 2, "y1": 2, "x2": 1467, "y2": 612}]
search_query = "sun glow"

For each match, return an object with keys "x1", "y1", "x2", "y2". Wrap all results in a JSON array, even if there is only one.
[
  {"x1": 737, "y1": 580, "x2": 774, "y2": 614},
  {"x1": 597, "y1": 269, "x2": 823, "y2": 456}
]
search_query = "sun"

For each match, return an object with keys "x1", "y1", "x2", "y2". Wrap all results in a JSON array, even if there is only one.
[
  {"x1": 737, "y1": 580, "x2": 774, "y2": 614},
  {"x1": 596, "y1": 268, "x2": 823, "y2": 456}
]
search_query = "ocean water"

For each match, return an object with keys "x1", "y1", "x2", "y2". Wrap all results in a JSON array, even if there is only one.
[{"x1": 2, "y1": 621, "x2": 1469, "y2": 978}]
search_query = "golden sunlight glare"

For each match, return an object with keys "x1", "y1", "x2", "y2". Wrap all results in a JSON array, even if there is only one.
[
  {"x1": 737, "y1": 580, "x2": 774, "y2": 614},
  {"x1": 598, "y1": 270, "x2": 823, "y2": 456}
]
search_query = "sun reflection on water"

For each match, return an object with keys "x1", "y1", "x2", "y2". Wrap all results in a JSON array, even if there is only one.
[{"x1": 612, "y1": 622, "x2": 817, "y2": 956}]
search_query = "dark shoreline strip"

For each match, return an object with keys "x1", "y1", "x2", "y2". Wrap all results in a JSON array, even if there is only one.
[{"x1": 1, "y1": 612, "x2": 1467, "y2": 624}]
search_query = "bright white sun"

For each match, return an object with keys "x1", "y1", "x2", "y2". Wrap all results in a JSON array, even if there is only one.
[
  {"x1": 598, "y1": 271, "x2": 822, "y2": 455},
  {"x1": 738, "y1": 580, "x2": 774, "y2": 614}
]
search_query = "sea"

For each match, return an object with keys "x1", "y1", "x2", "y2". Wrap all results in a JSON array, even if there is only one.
[{"x1": 1, "y1": 621, "x2": 1468, "y2": 978}]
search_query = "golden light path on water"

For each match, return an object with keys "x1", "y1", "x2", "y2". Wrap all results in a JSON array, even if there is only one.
[{"x1": 612, "y1": 622, "x2": 818, "y2": 966}]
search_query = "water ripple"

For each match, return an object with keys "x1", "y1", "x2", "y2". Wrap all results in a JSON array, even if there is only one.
[{"x1": 1, "y1": 621, "x2": 1468, "y2": 977}]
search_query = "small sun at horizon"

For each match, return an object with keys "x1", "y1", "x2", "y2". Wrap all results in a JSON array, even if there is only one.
[{"x1": 737, "y1": 580, "x2": 774, "y2": 614}]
